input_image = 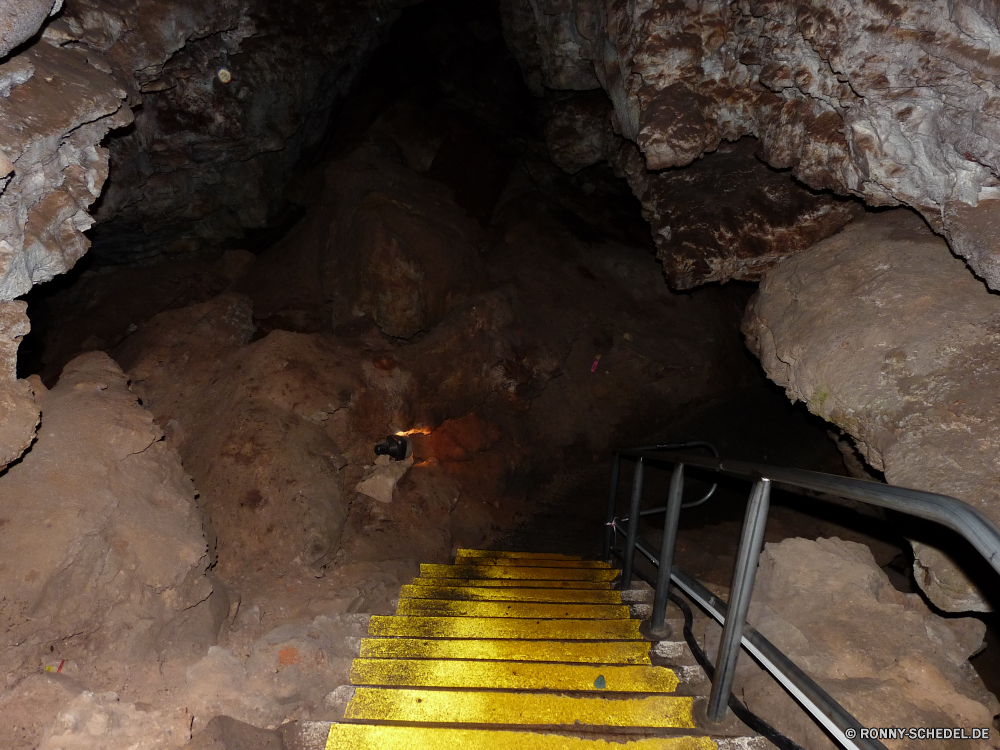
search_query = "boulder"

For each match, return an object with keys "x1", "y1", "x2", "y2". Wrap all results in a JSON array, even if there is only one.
[
  {"x1": 744, "y1": 210, "x2": 1000, "y2": 611},
  {"x1": 0, "y1": 301, "x2": 39, "y2": 468},
  {"x1": 610, "y1": 138, "x2": 862, "y2": 288},
  {"x1": 113, "y1": 294, "x2": 356, "y2": 577},
  {"x1": 0, "y1": 351, "x2": 217, "y2": 686},
  {"x1": 725, "y1": 538, "x2": 998, "y2": 749}
]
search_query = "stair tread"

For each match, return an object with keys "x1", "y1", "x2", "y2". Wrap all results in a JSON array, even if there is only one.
[
  {"x1": 454, "y1": 557, "x2": 612, "y2": 569},
  {"x1": 349, "y1": 658, "x2": 680, "y2": 692},
  {"x1": 396, "y1": 599, "x2": 632, "y2": 620},
  {"x1": 369, "y1": 615, "x2": 643, "y2": 640},
  {"x1": 416, "y1": 577, "x2": 612, "y2": 590},
  {"x1": 401, "y1": 584, "x2": 623, "y2": 604},
  {"x1": 358, "y1": 637, "x2": 653, "y2": 664},
  {"x1": 456, "y1": 550, "x2": 586, "y2": 561},
  {"x1": 343, "y1": 687, "x2": 697, "y2": 729},
  {"x1": 421, "y1": 564, "x2": 619, "y2": 581},
  {"x1": 326, "y1": 550, "x2": 759, "y2": 747},
  {"x1": 323, "y1": 724, "x2": 719, "y2": 749}
]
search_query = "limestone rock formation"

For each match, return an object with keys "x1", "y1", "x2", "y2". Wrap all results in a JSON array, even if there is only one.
[
  {"x1": 336, "y1": 158, "x2": 486, "y2": 338},
  {"x1": 0, "y1": 673, "x2": 87, "y2": 750},
  {"x1": 502, "y1": 0, "x2": 1000, "y2": 289},
  {"x1": 0, "y1": 0, "x2": 417, "y2": 451},
  {"x1": 544, "y1": 92, "x2": 615, "y2": 175},
  {"x1": 609, "y1": 137, "x2": 861, "y2": 288},
  {"x1": 729, "y1": 537, "x2": 997, "y2": 750},
  {"x1": 744, "y1": 210, "x2": 1000, "y2": 611},
  {"x1": 66, "y1": 0, "x2": 417, "y2": 263},
  {"x1": 356, "y1": 456, "x2": 414, "y2": 504},
  {"x1": 0, "y1": 15, "x2": 130, "y2": 302},
  {"x1": 0, "y1": 0, "x2": 62, "y2": 58},
  {"x1": 37, "y1": 690, "x2": 190, "y2": 750},
  {"x1": 113, "y1": 293, "x2": 354, "y2": 577},
  {"x1": 0, "y1": 301, "x2": 39, "y2": 468},
  {"x1": 0, "y1": 351, "x2": 217, "y2": 687},
  {"x1": 0, "y1": 22, "x2": 132, "y2": 459}
]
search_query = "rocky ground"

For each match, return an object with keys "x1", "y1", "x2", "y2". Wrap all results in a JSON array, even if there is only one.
[{"x1": 696, "y1": 537, "x2": 999, "y2": 750}]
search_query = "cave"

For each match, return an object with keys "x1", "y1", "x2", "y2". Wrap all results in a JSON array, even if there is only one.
[{"x1": 2, "y1": 1, "x2": 1000, "y2": 748}]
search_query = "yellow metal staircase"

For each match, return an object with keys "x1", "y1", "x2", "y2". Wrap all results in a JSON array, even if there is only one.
[{"x1": 317, "y1": 549, "x2": 758, "y2": 750}]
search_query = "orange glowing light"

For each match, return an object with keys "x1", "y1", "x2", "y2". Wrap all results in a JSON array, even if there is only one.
[{"x1": 396, "y1": 427, "x2": 432, "y2": 436}]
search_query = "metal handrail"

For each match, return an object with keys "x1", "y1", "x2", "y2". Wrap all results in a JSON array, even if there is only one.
[
  {"x1": 602, "y1": 442, "x2": 719, "y2": 571},
  {"x1": 604, "y1": 447, "x2": 1000, "y2": 750}
]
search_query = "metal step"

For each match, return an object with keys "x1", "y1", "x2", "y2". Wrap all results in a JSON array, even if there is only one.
[
  {"x1": 281, "y1": 723, "x2": 771, "y2": 750},
  {"x1": 400, "y1": 584, "x2": 623, "y2": 604},
  {"x1": 349, "y1": 658, "x2": 680, "y2": 692},
  {"x1": 455, "y1": 549, "x2": 585, "y2": 561},
  {"x1": 358, "y1": 637, "x2": 653, "y2": 664},
  {"x1": 395, "y1": 598, "x2": 632, "y2": 620},
  {"x1": 453, "y1": 556, "x2": 613, "y2": 569},
  {"x1": 415, "y1": 576, "x2": 612, "y2": 589},
  {"x1": 279, "y1": 550, "x2": 763, "y2": 750},
  {"x1": 316, "y1": 724, "x2": 721, "y2": 749},
  {"x1": 368, "y1": 614, "x2": 643, "y2": 639},
  {"x1": 343, "y1": 686, "x2": 697, "y2": 728},
  {"x1": 420, "y1": 564, "x2": 619, "y2": 581}
]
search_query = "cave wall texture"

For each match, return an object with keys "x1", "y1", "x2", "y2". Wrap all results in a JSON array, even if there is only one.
[
  {"x1": 501, "y1": 0, "x2": 1000, "y2": 612},
  {"x1": 0, "y1": 0, "x2": 418, "y2": 470},
  {"x1": 501, "y1": 0, "x2": 1000, "y2": 287},
  {"x1": 744, "y1": 210, "x2": 1000, "y2": 613},
  {"x1": 5, "y1": 0, "x2": 1000, "y2": 617}
]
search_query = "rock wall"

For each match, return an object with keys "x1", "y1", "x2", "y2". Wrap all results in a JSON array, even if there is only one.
[
  {"x1": 744, "y1": 209, "x2": 1000, "y2": 612},
  {"x1": 501, "y1": 0, "x2": 1000, "y2": 289},
  {"x1": 105, "y1": 136, "x2": 758, "y2": 583},
  {"x1": 719, "y1": 537, "x2": 998, "y2": 750},
  {"x1": 0, "y1": 301, "x2": 39, "y2": 466},
  {"x1": 112, "y1": 293, "x2": 356, "y2": 578},
  {"x1": 0, "y1": 0, "x2": 417, "y2": 467},
  {"x1": 70, "y1": 0, "x2": 416, "y2": 263},
  {"x1": 0, "y1": 351, "x2": 219, "y2": 687},
  {"x1": 609, "y1": 136, "x2": 861, "y2": 288}
]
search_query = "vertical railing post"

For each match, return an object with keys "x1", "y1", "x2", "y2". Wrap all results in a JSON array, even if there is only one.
[
  {"x1": 707, "y1": 477, "x2": 771, "y2": 722},
  {"x1": 620, "y1": 458, "x2": 645, "y2": 589},
  {"x1": 602, "y1": 454, "x2": 622, "y2": 562},
  {"x1": 651, "y1": 462, "x2": 684, "y2": 634}
]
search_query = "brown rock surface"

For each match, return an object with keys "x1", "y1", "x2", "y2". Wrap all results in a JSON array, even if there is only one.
[
  {"x1": 0, "y1": 674, "x2": 86, "y2": 750},
  {"x1": 36, "y1": 690, "x2": 191, "y2": 750},
  {"x1": 501, "y1": 0, "x2": 1000, "y2": 288},
  {"x1": 341, "y1": 185, "x2": 484, "y2": 339},
  {"x1": 0, "y1": 0, "x2": 421, "y2": 422},
  {"x1": 744, "y1": 209, "x2": 1000, "y2": 611},
  {"x1": 103, "y1": 132, "x2": 758, "y2": 585},
  {"x1": 0, "y1": 351, "x2": 217, "y2": 687},
  {"x1": 0, "y1": 300, "x2": 39, "y2": 468},
  {"x1": 0, "y1": 35, "x2": 131, "y2": 300},
  {"x1": 544, "y1": 92, "x2": 615, "y2": 175},
  {"x1": 57, "y1": 0, "x2": 418, "y2": 263},
  {"x1": 610, "y1": 138, "x2": 861, "y2": 288},
  {"x1": 729, "y1": 538, "x2": 998, "y2": 749},
  {"x1": 113, "y1": 293, "x2": 354, "y2": 578}
]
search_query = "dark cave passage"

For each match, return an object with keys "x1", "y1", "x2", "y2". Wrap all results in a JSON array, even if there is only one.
[{"x1": 2, "y1": 0, "x2": 1000, "y2": 747}]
